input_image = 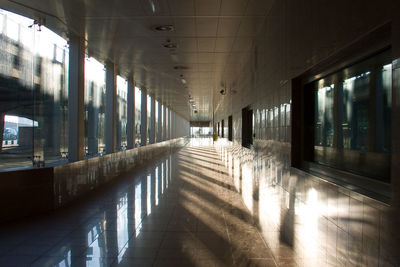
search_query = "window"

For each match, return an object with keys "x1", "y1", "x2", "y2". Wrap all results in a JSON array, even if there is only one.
[
  {"x1": 135, "y1": 87, "x2": 141, "y2": 147},
  {"x1": 228, "y1": 116, "x2": 233, "y2": 141},
  {"x1": 306, "y1": 49, "x2": 392, "y2": 183},
  {"x1": 116, "y1": 76, "x2": 127, "y2": 150},
  {"x1": 147, "y1": 95, "x2": 151, "y2": 144},
  {"x1": 84, "y1": 57, "x2": 105, "y2": 156},
  {"x1": 155, "y1": 100, "x2": 159, "y2": 142},
  {"x1": 0, "y1": 9, "x2": 69, "y2": 169}
]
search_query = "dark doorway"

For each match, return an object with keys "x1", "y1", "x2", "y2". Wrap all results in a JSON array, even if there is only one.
[
  {"x1": 228, "y1": 115, "x2": 233, "y2": 141},
  {"x1": 242, "y1": 107, "x2": 253, "y2": 148},
  {"x1": 221, "y1": 120, "x2": 224, "y2": 138}
]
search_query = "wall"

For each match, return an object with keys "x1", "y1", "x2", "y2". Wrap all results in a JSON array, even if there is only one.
[{"x1": 214, "y1": 0, "x2": 399, "y2": 265}]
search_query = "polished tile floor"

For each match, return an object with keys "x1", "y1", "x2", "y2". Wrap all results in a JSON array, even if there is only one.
[{"x1": 0, "y1": 139, "x2": 277, "y2": 267}]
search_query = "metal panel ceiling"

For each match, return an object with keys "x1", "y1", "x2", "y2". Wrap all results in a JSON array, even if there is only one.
[{"x1": 0, "y1": 0, "x2": 274, "y2": 121}]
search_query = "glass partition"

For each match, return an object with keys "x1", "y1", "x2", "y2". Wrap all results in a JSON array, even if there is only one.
[
  {"x1": 116, "y1": 76, "x2": 127, "y2": 150},
  {"x1": 147, "y1": 95, "x2": 151, "y2": 144},
  {"x1": 160, "y1": 104, "x2": 164, "y2": 141},
  {"x1": 0, "y1": 9, "x2": 69, "y2": 169},
  {"x1": 135, "y1": 87, "x2": 141, "y2": 147},
  {"x1": 310, "y1": 49, "x2": 392, "y2": 182},
  {"x1": 84, "y1": 57, "x2": 105, "y2": 157},
  {"x1": 155, "y1": 100, "x2": 159, "y2": 142},
  {"x1": 165, "y1": 107, "x2": 169, "y2": 140}
]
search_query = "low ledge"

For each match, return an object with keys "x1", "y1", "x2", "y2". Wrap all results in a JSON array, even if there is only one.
[{"x1": 0, "y1": 137, "x2": 188, "y2": 224}]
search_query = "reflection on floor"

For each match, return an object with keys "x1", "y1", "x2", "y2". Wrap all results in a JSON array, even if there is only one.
[{"x1": 0, "y1": 138, "x2": 279, "y2": 267}]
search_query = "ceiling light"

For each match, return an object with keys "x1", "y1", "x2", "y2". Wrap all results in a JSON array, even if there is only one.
[
  {"x1": 152, "y1": 25, "x2": 175, "y2": 32},
  {"x1": 181, "y1": 79, "x2": 186, "y2": 84},
  {"x1": 149, "y1": 0, "x2": 156, "y2": 13},
  {"x1": 163, "y1": 43, "x2": 177, "y2": 49}
]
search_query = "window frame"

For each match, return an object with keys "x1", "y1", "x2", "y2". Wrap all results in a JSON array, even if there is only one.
[{"x1": 291, "y1": 23, "x2": 392, "y2": 203}]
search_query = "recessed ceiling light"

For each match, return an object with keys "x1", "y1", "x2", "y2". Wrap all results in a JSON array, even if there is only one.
[
  {"x1": 152, "y1": 25, "x2": 175, "y2": 32},
  {"x1": 181, "y1": 79, "x2": 187, "y2": 84},
  {"x1": 163, "y1": 43, "x2": 177, "y2": 49}
]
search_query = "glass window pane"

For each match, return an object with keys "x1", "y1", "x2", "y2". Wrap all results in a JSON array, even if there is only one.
[
  {"x1": 135, "y1": 87, "x2": 141, "y2": 147},
  {"x1": 0, "y1": 9, "x2": 70, "y2": 169},
  {"x1": 315, "y1": 84, "x2": 335, "y2": 147},
  {"x1": 311, "y1": 49, "x2": 392, "y2": 182},
  {"x1": 342, "y1": 72, "x2": 370, "y2": 151},
  {"x1": 117, "y1": 76, "x2": 127, "y2": 150},
  {"x1": 155, "y1": 100, "x2": 158, "y2": 142},
  {"x1": 84, "y1": 56, "x2": 105, "y2": 156},
  {"x1": 147, "y1": 95, "x2": 151, "y2": 144}
]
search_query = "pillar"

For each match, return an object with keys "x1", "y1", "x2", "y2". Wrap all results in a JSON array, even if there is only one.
[
  {"x1": 126, "y1": 78, "x2": 135, "y2": 149},
  {"x1": 68, "y1": 34, "x2": 85, "y2": 162},
  {"x1": 105, "y1": 62, "x2": 117, "y2": 154},
  {"x1": 140, "y1": 88, "x2": 147, "y2": 146},
  {"x1": 149, "y1": 97, "x2": 155, "y2": 144}
]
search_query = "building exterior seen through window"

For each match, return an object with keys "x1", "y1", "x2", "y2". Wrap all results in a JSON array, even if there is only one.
[
  {"x1": 311, "y1": 49, "x2": 392, "y2": 182},
  {"x1": 84, "y1": 56, "x2": 105, "y2": 157},
  {"x1": 135, "y1": 87, "x2": 141, "y2": 147},
  {"x1": 0, "y1": 9, "x2": 188, "y2": 170},
  {"x1": 116, "y1": 76, "x2": 127, "y2": 150},
  {"x1": 147, "y1": 95, "x2": 151, "y2": 145},
  {"x1": 0, "y1": 9, "x2": 69, "y2": 169}
]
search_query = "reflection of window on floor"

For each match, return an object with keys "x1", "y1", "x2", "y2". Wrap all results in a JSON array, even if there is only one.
[{"x1": 308, "y1": 49, "x2": 392, "y2": 183}]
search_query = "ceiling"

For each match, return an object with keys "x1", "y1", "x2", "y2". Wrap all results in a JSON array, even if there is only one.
[{"x1": 2, "y1": 0, "x2": 273, "y2": 121}]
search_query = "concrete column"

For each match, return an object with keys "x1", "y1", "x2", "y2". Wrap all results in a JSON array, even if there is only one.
[
  {"x1": 140, "y1": 88, "x2": 147, "y2": 146},
  {"x1": 126, "y1": 78, "x2": 135, "y2": 149},
  {"x1": 149, "y1": 97, "x2": 155, "y2": 144},
  {"x1": 157, "y1": 101, "x2": 162, "y2": 142},
  {"x1": 162, "y1": 105, "x2": 166, "y2": 141},
  {"x1": 105, "y1": 62, "x2": 117, "y2": 154},
  {"x1": 68, "y1": 35, "x2": 85, "y2": 162},
  {"x1": 0, "y1": 113, "x2": 4, "y2": 152}
]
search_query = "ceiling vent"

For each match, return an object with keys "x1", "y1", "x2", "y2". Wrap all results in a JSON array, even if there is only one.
[
  {"x1": 152, "y1": 25, "x2": 175, "y2": 32},
  {"x1": 174, "y1": 66, "x2": 189, "y2": 70}
]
